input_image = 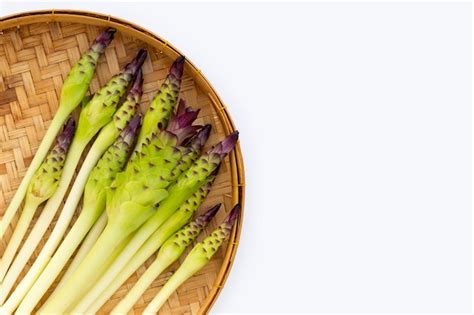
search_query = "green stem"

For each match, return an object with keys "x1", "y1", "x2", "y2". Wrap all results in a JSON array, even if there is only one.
[
  {"x1": 42, "y1": 234, "x2": 133, "y2": 314},
  {"x1": 0, "y1": 196, "x2": 42, "y2": 281},
  {"x1": 72, "y1": 187, "x2": 198, "y2": 312},
  {"x1": 0, "y1": 137, "x2": 87, "y2": 307},
  {"x1": 0, "y1": 108, "x2": 69, "y2": 239},
  {"x1": 54, "y1": 212, "x2": 107, "y2": 292},
  {"x1": 143, "y1": 204, "x2": 239, "y2": 314},
  {"x1": 143, "y1": 257, "x2": 205, "y2": 314},
  {"x1": 16, "y1": 201, "x2": 102, "y2": 314},
  {"x1": 109, "y1": 204, "x2": 218, "y2": 314},
  {"x1": 40, "y1": 223, "x2": 127, "y2": 313},
  {"x1": 62, "y1": 235, "x2": 133, "y2": 315},
  {"x1": 78, "y1": 133, "x2": 236, "y2": 312},
  {"x1": 111, "y1": 259, "x2": 168, "y2": 314},
  {"x1": 80, "y1": 210, "x2": 183, "y2": 313},
  {"x1": 14, "y1": 133, "x2": 118, "y2": 313},
  {"x1": 1, "y1": 28, "x2": 116, "y2": 237}
]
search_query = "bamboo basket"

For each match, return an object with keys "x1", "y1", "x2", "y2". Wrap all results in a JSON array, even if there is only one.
[{"x1": 0, "y1": 10, "x2": 244, "y2": 314}]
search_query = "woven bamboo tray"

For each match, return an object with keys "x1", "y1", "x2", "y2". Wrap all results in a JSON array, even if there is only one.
[{"x1": 0, "y1": 10, "x2": 244, "y2": 314}]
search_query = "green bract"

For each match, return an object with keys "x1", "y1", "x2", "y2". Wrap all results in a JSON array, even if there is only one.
[
  {"x1": 0, "y1": 38, "x2": 243, "y2": 315},
  {"x1": 111, "y1": 204, "x2": 220, "y2": 314},
  {"x1": 83, "y1": 180, "x2": 215, "y2": 313},
  {"x1": 106, "y1": 100, "x2": 201, "y2": 229},
  {"x1": 75, "y1": 50, "x2": 146, "y2": 141},
  {"x1": 138, "y1": 56, "x2": 185, "y2": 149},
  {"x1": 150, "y1": 130, "x2": 239, "y2": 226},
  {"x1": 72, "y1": 123, "x2": 212, "y2": 313},
  {"x1": 143, "y1": 205, "x2": 240, "y2": 314},
  {"x1": 0, "y1": 119, "x2": 75, "y2": 283},
  {"x1": 71, "y1": 132, "x2": 237, "y2": 313},
  {"x1": 0, "y1": 50, "x2": 146, "y2": 312},
  {"x1": 60, "y1": 29, "x2": 116, "y2": 113},
  {"x1": 26, "y1": 119, "x2": 76, "y2": 203},
  {"x1": 41, "y1": 102, "x2": 202, "y2": 313},
  {"x1": 16, "y1": 114, "x2": 142, "y2": 314},
  {"x1": 0, "y1": 28, "x2": 115, "y2": 240},
  {"x1": 85, "y1": 115, "x2": 142, "y2": 210}
]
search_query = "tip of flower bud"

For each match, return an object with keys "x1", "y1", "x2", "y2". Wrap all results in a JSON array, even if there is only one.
[
  {"x1": 128, "y1": 114, "x2": 142, "y2": 134},
  {"x1": 130, "y1": 68, "x2": 144, "y2": 96},
  {"x1": 209, "y1": 131, "x2": 239, "y2": 156},
  {"x1": 106, "y1": 27, "x2": 117, "y2": 33},
  {"x1": 92, "y1": 28, "x2": 116, "y2": 52},
  {"x1": 221, "y1": 131, "x2": 239, "y2": 152},
  {"x1": 65, "y1": 117, "x2": 76, "y2": 129},
  {"x1": 200, "y1": 124, "x2": 213, "y2": 136},
  {"x1": 178, "y1": 126, "x2": 202, "y2": 146},
  {"x1": 120, "y1": 114, "x2": 142, "y2": 147},
  {"x1": 178, "y1": 110, "x2": 200, "y2": 129},
  {"x1": 167, "y1": 101, "x2": 200, "y2": 137},
  {"x1": 185, "y1": 124, "x2": 212, "y2": 148},
  {"x1": 56, "y1": 118, "x2": 76, "y2": 151},
  {"x1": 135, "y1": 49, "x2": 148, "y2": 66},
  {"x1": 170, "y1": 56, "x2": 185, "y2": 79},
  {"x1": 176, "y1": 99, "x2": 186, "y2": 116},
  {"x1": 198, "y1": 204, "x2": 221, "y2": 225},
  {"x1": 125, "y1": 49, "x2": 148, "y2": 75},
  {"x1": 225, "y1": 204, "x2": 241, "y2": 226}
]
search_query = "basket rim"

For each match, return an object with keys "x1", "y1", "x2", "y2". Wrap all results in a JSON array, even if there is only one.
[{"x1": 0, "y1": 9, "x2": 245, "y2": 314}]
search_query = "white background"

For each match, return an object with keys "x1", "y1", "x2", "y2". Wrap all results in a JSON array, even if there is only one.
[{"x1": 0, "y1": 1, "x2": 472, "y2": 314}]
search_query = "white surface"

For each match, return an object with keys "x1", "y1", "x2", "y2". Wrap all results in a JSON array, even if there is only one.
[{"x1": 0, "y1": 1, "x2": 472, "y2": 314}]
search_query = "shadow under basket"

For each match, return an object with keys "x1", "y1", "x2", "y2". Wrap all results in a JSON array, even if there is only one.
[{"x1": 0, "y1": 10, "x2": 244, "y2": 315}]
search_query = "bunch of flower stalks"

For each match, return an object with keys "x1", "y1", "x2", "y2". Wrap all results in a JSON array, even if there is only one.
[{"x1": 0, "y1": 28, "x2": 240, "y2": 315}]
